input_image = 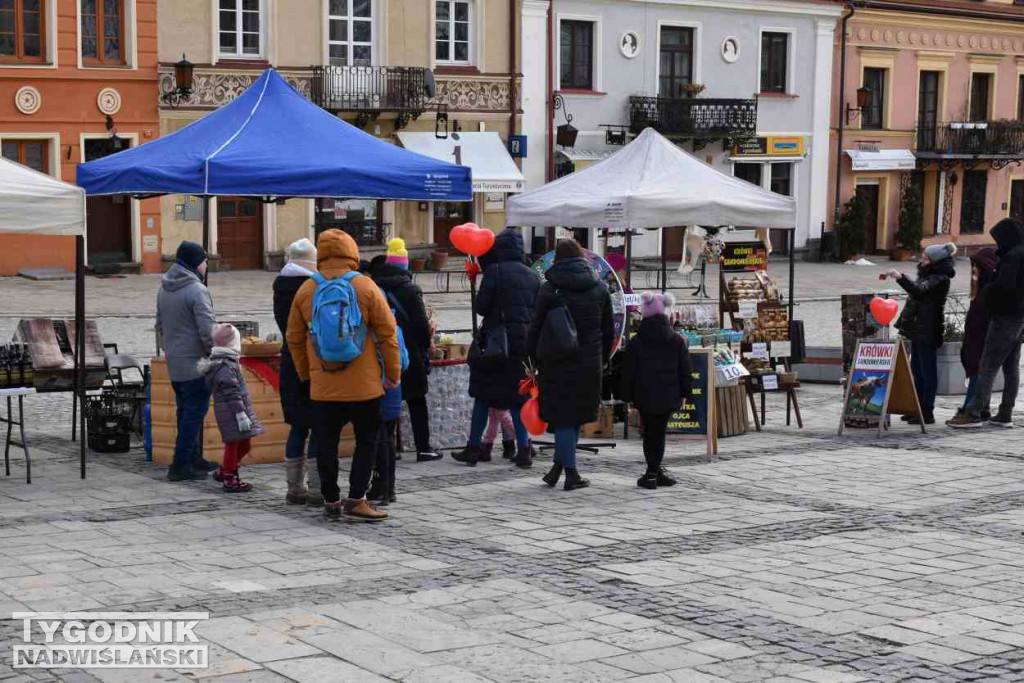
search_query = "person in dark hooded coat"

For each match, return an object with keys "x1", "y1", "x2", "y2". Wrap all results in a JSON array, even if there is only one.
[
  {"x1": 886, "y1": 242, "x2": 957, "y2": 424},
  {"x1": 947, "y1": 247, "x2": 998, "y2": 425},
  {"x1": 527, "y1": 239, "x2": 614, "y2": 491},
  {"x1": 456, "y1": 228, "x2": 541, "y2": 467},
  {"x1": 951, "y1": 218, "x2": 1024, "y2": 428},
  {"x1": 370, "y1": 238, "x2": 441, "y2": 462}
]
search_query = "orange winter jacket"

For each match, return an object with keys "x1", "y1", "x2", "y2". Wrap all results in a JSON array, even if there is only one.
[{"x1": 286, "y1": 229, "x2": 401, "y2": 403}]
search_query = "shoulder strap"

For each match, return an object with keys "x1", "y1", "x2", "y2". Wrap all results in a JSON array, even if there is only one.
[
  {"x1": 385, "y1": 291, "x2": 409, "y2": 323},
  {"x1": 311, "y1": 272, "x2": 327, "y2": 286},
  {"x1": 342, "y1": 271, "x2": 360, "y2": 283}
]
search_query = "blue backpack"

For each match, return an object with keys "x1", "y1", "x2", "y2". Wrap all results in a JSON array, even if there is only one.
[{"x1": 309, "y1": 272, "x2": 368, "y2": 368}]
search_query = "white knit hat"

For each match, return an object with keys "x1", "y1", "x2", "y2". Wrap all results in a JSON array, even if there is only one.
[{"x1": 287, "y1": 238, "x2": 317, "y2": 272}]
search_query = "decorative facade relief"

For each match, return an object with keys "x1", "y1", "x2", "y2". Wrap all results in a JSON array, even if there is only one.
[
  {"x1": 97, "y1": 88, "x2": 122, "y2": 115},
  {"x1": 15, "y1": 86, "x2": 41, "y2": 115},
  {"x1": 434, "y1": 76, "x2": 523, "y2": 113},
  {"x1": 158, "y1": 68, "x2": 311, "y2": 109}
]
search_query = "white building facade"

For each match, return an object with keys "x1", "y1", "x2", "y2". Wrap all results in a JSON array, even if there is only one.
[{"x1": 521, "y1": 0, "x2": 842, "y2": 258}]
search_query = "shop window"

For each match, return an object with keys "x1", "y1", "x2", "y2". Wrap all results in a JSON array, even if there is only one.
[
  {"x1": 733, "y1": 162, "x2": 762, "y2": 187},
  {"x1": 770, "y1": 163, "x2": 792, "y2": 197},
  {"x1": 81, "y1": 0, "x2": 123, "y2": 65},
  {"x1": 328, "y1": 0, "x2": 372, "y2": 67},
  {"x1": 1, "y1": 139, "x2": 48, "y2": 174},
  {"x1": 918, "y1": 71, "x2": 940, "y2": 149},
  {"x1": 760, "y1": 31, "x2": 788, "y2": 94},
  {"x1": 1018, "y1": 74, "x2": 1024, "y2": 121},
  {"x1": 219, "y1": 0, "x2": 261, "y2": 58},
  {"x1": 862, "y1": 68, "x2": 885, "y2": 130},
  {"x1": 435, "y1": 0, "x2": 470, "y2": 65},
  {"x1": 659, "y1": 26, "x2": 693, "y2": 99},
  {"x1": 560, "y1": 19, "x2": 593, "y2": 90},
  {"x1": 960, "y1": 170, "x2": 987, "y2": 235},
  {"x1": 969, "y1": 73, "x2": 991, "y2": 122},
  {"x1": 0, "y1": 0, "x2": 45, "y2": 63}
]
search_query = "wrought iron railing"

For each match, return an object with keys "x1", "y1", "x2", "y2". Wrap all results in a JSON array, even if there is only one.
[
  {"x1": 916, "y1": 121, "x2": 1024, "y2": 157},
  {"x1": 628, "y1": 96, "x2": 758, "y2": 138},
  {"x1": 310, "y1": 66, "x2": 428, "y2": 117}
]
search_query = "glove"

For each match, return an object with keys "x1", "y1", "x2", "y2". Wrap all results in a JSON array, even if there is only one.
[
  {"x1": 465, "y1": 260, "x2": 481, "y2": 282},
  {"x1": 236, "y1": 412, "x2": 252, "y2": 433}
]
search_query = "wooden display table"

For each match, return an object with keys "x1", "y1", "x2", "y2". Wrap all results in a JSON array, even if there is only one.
[
  {"x1": 2, "y1": 387, "x2": 35, "y2": 483},
  {"x1": 742, "y1": 373, "x2": 803, "y2": 431},
  {"x1": 150, "y1": 357, "x2": 353, "y2": 465}
]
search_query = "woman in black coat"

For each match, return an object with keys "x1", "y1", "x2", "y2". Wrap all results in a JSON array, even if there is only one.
[
  {"x1": 952, "y1": 247, "x2": 998, "y2": 423},
  {"x1": 527, "y1": 239, "x2": 614, "y2": 491},
  {"x1": 886, "y1": 242, "x2": 957, "y2": 424},
  {"x1": 272, "y1": 239, "x2": 321, "y2": 506},
  {"x1": 456, "y1": 228, "x2": 540, "y2": 468},
  {"x1": 370, "y1": 257, "x2": 441, "y2": 461}
]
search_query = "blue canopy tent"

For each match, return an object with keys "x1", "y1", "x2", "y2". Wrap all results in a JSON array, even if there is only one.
[{"x1": 72, "y1": 68, "x2": 473, "y2": 478}]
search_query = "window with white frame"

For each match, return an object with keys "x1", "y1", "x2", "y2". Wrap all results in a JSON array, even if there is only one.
[
  {"x1": 328, "y1": 0, "x2": 371, "y2": 66},
  {"x1": 435, "y1": 0, "x2": 470, "y2": 65},
  {"x1": 219, "y1": 0, "x2": 261, "y2": 58}
]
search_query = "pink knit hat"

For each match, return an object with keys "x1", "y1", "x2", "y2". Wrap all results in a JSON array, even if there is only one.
[
  {"x1": 640, "y1": 291, "x2": 676, "y2": 319},
  {"x1": 211, "y1": 323, "x2": 241, "y2": 353}
]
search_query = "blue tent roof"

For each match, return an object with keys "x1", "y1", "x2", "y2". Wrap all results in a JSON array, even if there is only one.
[{"x1": 77, "y1": 69, "x2": 472, "y2": 201}]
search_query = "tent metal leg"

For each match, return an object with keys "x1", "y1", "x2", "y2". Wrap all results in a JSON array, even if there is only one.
[
  {"x1": 788, "y1": 230, "x2": 795, "y2": 323},
  {"x1": 660, "y1": 229, "x2": 667, "y2": 293},
  {"x1": 625, "y1": 230, "x2": 632, "y2": 290},
  {"x1": 76, "y1": 236, "x2": 86, "y2": 479},
  {"x1": 201, "y1": 195, "x2": 211, "y2": 259}
]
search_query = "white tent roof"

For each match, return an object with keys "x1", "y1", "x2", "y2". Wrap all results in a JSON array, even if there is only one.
[
  {"x1": 507, "y1": 128, "x2": 797, "y2": 229},
  {"x1": 396, "y1": 131, "x2": 525, "y2": 194},
  {"x1": 0, "y1": 156, "x2": 85, "y2": 236}
]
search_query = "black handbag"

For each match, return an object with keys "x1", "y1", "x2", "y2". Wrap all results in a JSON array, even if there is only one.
[
  {"x1": 468, "y1": 277, "x2": 509, "y2": 366},
  {"x1": 537, "y1": 290, "x2": 578, "y2": 361}
]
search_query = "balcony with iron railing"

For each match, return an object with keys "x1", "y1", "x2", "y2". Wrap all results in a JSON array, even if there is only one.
[
  {"x1": 310, "y1": 66, "x2": 429, "y2": 127},
  {"x1": 915, "y1": 120, "x2": 1024, "y2": 159},
  {"x1": 628, "y1": 95, "x2": 758, "y2": 139}
]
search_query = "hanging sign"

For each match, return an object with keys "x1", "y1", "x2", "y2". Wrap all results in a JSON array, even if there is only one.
[
  {"x1": 731, "y1": 137, "x2": 768, "y2": 156},
  {"x1": 720, "y1": 242, "x2": 769, "y2": 272},
  {"x1": 666, "y1": 350, "x2": 717, "y2": 455},
  {"x1": 839, "y1": 340, "x2": 923, "y2": 437}
]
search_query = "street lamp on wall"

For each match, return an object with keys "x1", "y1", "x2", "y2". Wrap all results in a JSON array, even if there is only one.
[
  {"x1": 554, "y1": 93, "x2": 578, "y2": 148},
  {"x1": 845, "y1": 86, "x2": 872, "y2": 124},
  {"x1": 162, "y1": 54, "x2": 195, "y2": 108}
]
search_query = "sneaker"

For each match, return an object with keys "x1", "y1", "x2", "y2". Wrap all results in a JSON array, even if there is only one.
[
  {"x1": 194, "y1": 458, "x2": 219, "y2": 472},
  {"x1": 416, "y1": 450, "x2": 443, "y2": 462},
  {"x1": 167, "y1": 467, "x2": 208, "y2": 482},
  {"x1": 343, "y1": 498, "x2": 389, "y2": 522},
  {"x1": 221, "y1": 475, "x2": 252, "y2": 493},
  {"x1": 989, "y1": 411, "x2": 1014, "y2": 429},
  {"x1": 637, "y1": 472, "x2": 658, "y2": 490},
  {"x1": 947, "y1": 412, "x2": 985, "y2": 429},
  {"x1": 655, "y1": 468, "x2": 677, "y2": 487},
  {"x1": 324, "y1": 501, "x2": 342, "y2": 521}
]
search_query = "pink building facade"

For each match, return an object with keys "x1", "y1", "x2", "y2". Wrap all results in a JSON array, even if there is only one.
[{"x1": 829, "y1": 0, "x2": 1024, "y2": 255}]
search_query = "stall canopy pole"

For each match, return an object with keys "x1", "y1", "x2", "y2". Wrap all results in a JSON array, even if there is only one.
[
  {"x1": 625, "y1": 230, "x2": 632, "y2": 290},
  {"x1": 788, "y1": 230, "x2": 795, "y2": 324},
  {"x1": 660, "y1": 229, "x2": 667, "y2": 293},
  {"x1": 469, "y1": 258, "x2": 480, "y2": 337},
  {"x1": 201, "y1": 195, "x2": 211, "y2": 284},
  {"x1": 75, "y1": 235, "x2": 86, "y2": 479}
]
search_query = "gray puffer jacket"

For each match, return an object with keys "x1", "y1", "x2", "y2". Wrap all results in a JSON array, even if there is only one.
[
  {"x1": 156, "y1": 263, "x2": 216, "y2": 381},
  {"x1": 199, "y1": 350, "x2": 263, "y2": 443}
]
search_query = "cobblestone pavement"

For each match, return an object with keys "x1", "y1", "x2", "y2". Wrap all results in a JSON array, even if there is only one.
[{"x1": 3, "y1": 383, "x2": 1024, "y2": 682}]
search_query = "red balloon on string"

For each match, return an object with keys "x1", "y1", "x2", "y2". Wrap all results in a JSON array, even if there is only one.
[
  {"x1": 521, "y1": 396, "x2": 547, "y2": 436},
  {"x1": 870, "y1": 297, "x2": 899, "y2": 326},
  {"x1": 449, "y1": 222, "x2": 495, "y2": 257}
]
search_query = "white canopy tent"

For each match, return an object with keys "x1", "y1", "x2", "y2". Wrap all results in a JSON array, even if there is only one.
[
  {"x1": 0, "y1": 156, "x2": 88, "y2": 480},
  {"x1": 507, "y1": 127, "x2": 796, "y2": 229}
]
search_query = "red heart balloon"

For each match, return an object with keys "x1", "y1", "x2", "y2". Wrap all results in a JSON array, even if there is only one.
[
  {"x1": 521, "y1": 396, "x2": 547, "y2": 436},
  {"x1": 870, "y1": 297, "x2": 899, "y2": 326},
  {"x1": 466, "y1": 228, "x2": 495, "y2": 257},
  {"x1": 449, "y1": 222, "x2": 495, "y2": 258},
  {"x1": 449, "y1": 223, "x2": 473, "y2": 254}
]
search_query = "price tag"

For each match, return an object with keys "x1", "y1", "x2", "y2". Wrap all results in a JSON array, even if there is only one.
[
  {"x1": 762, "y1": 374, "x2": 779, "y2": 390},
  {"x1": 738, "y1": 300, "x2": 759, "y2": 319},
  {"x1": 623, "y1": 293, "x2": 642, "y2": 307},
  {"x1": 718, "y1": 363, "x2": 749, "y2": 382},
  {"x1": 771, "y1": 341, "x2": 792, "y2": 358},
  {"x1": 751, "y1": 342, "x2": 769, "y2": 360}
]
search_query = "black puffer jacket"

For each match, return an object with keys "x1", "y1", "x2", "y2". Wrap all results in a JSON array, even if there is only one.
[
  {"x1": 962, "y1": 248, "x2": 998, "y2": 377},
  {"x1": 985, "y1": 218, "x2": 1024, "y2": 317},
  {"x1": 621, "y1": 314, "x2": 692, "y2": 415},
  {"x1": 895, "y1": 257, "x2": 956, "y2": 347},
  {"x1": 527, "y1": 257, "x2": 614, "y2": 427},
  {"x1": 469, "y1": 229, "x2": 541, "y2": 409},
  {"x1": 371, "y1": 263, "x2": 431, "y2": 400},
  {"x1": 273, "y1": 272, "x2": 314, "y2": 428}
]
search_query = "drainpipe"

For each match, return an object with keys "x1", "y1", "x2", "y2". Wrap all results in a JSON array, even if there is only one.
[
  {"x1": 832, "y1": 1, "x2": 856, "y2": 260},
  {"x1": 509, "y1": 0, "x2": 517, "y2": 141},
  {"x1": 546, "y1": 0, "x2": 555, "y2": 249}
]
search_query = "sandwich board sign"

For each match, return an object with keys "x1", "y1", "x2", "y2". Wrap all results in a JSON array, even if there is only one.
[
  {"x1": 666, "y1": 349, "x2": 718, "y2": 456},
  {"x1": 838, "y1": 340, "x2": 924, "y2": 437}
]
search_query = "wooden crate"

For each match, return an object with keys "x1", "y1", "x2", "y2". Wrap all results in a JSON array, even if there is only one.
[
  {"x1": 715, "y1": 384, "x2": 748, "y2": 438},
  {"x1": 150, "y1": 358, "x2": 354, "y2": 465}
]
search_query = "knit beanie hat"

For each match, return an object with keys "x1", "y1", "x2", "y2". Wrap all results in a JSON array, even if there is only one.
[
  {"x1": 211, "y1": 323, "x2": 241, "y2": 354},
  {"x1": 924, "y1": 242, "x2": 957, "y2": 264},
  {"x1": 386, "y1": 238, "x2": 409, "y2": 269},
  {"x1": 175, "y1": 240, "x2": 207, "y2": 273},
  {"x1": 287, "y1": 238, "x2": 317, "y2": 273},
  {"x1": 640, "y1": 291, "x2": 676, "y2": 319}
]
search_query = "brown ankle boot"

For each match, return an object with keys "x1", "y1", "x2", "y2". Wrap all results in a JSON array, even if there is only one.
[{"x1": 343, "y1": 498, "x2": 389, "y2": 522}]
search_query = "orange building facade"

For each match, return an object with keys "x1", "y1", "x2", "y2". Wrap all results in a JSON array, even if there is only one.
[{"x1": 0, "y1": 0, "x2": 162, "y2": 275}]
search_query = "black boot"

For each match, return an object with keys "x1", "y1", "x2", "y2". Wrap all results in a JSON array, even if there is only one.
[
  {"x1": 514, "y1": 444, "x2": 533, "y2": 469},
  {"x1": 637, "y1": 471, "x2": 658, "y2": 490},
  {"x1": 542, "y1": 464, "x2": 563, "y2": 487},
  {"x1": 655, "y1": 467, "x2": 677, "y2": 487},
  {"x1": 451, "y1": 444, "x2": 480, "y2": 467},
  {"x1": 478, "y1": 442, "x2": 494, "y2": 463},
  {"x1": 563, "y1": 468, "x2": 590, "y2": 491},
  {"x1": 366, "y1": 474, "x2": 386, "y2": 502},
  {"x1": 502, "y1": 440, "x2": 516, "y2": 460}
]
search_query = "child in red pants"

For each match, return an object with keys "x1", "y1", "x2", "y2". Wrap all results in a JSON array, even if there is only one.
[
  {"x1": 200, "y1": 324, "x2": 263, "y2": 493},
  {"x1": 482, "y1": 408, "x2": 517, "y2": 461}
]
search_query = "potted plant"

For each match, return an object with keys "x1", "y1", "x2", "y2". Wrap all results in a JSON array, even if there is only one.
[
  {"x1": 837, "y1": 193, "x2": 868, "y2": 260},
  {"x1": 681, "y1": 83, "x2": 707, "y2": 98},
  {"x1": 893, "y1": 183, "x2": 923, "y2": 261},
  {"x1": 410, "y1": 256, "x2": 427, "y2": 272},
  {"x1": 431, "y1": 247, "x2": 449, "y2": 270}
]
